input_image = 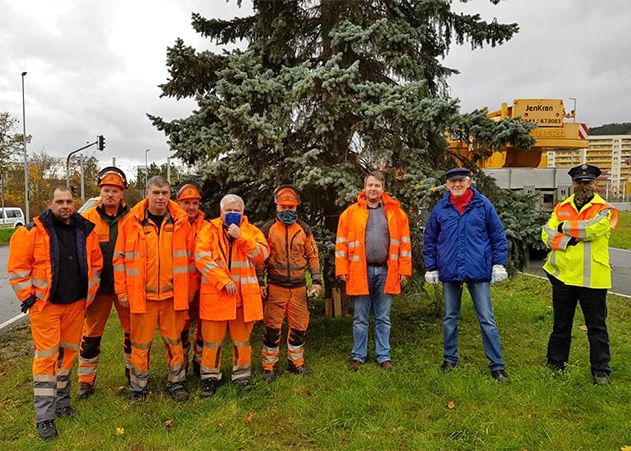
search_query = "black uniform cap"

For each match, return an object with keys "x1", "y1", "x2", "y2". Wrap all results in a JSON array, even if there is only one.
[{"x1": 568, "y1": 164, "x2": 601, "y2": 182}]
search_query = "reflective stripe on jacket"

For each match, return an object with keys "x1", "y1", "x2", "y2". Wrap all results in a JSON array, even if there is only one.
[
  {"x1": 542, "y1": 193, "x2": 617, "y2": 289},
  {"x1": 113, "y1": 200, "x2": 192, "y2": 313},
  {"x1": 8, "y1": 210, "x2": 103, "y2": 310},
  {"x1": 335, "y1": 192, "x2": 412, "y2": 296},
  {"x1": 187, "y1": 211, "x2": 207, "y2": 294},
  {"x1": 195, "y1": 216, "x2": 269, "y2": 322},
  {"x1": 81, "y1": 201, "x2": 129, "y2": 293},
  {"x1": 258, "y1": 219, "x2": 321, "y2": 288}
]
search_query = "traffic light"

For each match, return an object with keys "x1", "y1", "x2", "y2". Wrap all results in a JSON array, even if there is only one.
[
  {"x1": 97, "y1": 135, "x2": 105, "y2": 150},
  {"x1": 71, "y1": 186, "x2": 79, "y2": 197}
]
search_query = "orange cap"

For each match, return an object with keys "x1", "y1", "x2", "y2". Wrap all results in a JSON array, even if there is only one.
[
  {"x1": 274, "y1": 186, "x2": 300, "y2": 206},
  {"x1": 98, "y1": 171, "x2": 126, "y2": 189},
  {"x1": 177, "y1": 183, "x2": 202, "y2": 201}
]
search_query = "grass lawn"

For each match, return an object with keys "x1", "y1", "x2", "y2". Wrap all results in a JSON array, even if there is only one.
[
  {"x1": 611, "y1": 211, "x2": 631, "y2": 250},
  {"x1": 1, "y1": 275, "x2": 630, "y2": 449},
  {"x1": 0, "y1": 227, "x2": 15, "y2": 244}
]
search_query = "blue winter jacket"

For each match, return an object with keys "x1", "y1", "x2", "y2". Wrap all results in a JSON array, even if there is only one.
[{"x1": 423, "y1": 188, "x2": 508, "y2": 282}]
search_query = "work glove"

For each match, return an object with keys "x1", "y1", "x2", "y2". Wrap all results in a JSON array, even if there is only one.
[
  {"x1": 21, "y1": 295, "x2": 37, "y2": 314},
  {"x1": 424, "y1": 270, "x2": 440, "y2": 285},
  {"x1": 491, "y1": 265, "x2": 508, "y2": 283},
  {"x1": 118, "y1": 294, "x2": 129, "y2": 309}
]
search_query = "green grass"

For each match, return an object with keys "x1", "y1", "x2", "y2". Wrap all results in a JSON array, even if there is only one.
[
  {"x1": 611, "y1": 210, "x2": 631, "y2": 250},
  {"x1": 0, "y1": 227, "x2": 15, "y2": 244},
  {"x1": 1, "y1": 276, "x2": 630, "y2": 449}
]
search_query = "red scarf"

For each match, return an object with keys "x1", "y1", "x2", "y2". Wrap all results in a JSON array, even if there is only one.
[{"x1": 449, "y1": 188, "x2": 473, "y2": 215}]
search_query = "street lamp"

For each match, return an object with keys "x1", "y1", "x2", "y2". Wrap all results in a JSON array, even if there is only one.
[
  {"x1": 21, "y1": 71, "x2": 29, "y2": 222},
  {"x1": 144, "y1": 149, "x2": 151, "y2": 190},
  {"x1": 569, "y1": 97, "x2": 577, "y2": 123}
]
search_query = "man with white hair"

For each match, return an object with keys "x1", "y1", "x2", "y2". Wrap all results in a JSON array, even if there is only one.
[{"x1": 195, "y1": 194, "x2": 269, "y2": 396}]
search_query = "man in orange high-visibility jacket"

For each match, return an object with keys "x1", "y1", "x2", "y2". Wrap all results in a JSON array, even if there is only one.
[
  {"x1": 335, "y1": 171, "x2": 412, "y2": 372},
  {"x1": 258, "y1": 186, "x2": 321, "y2": 382},
  {"x1": 114, "y1": 176, "x2": 193, "y2": 402},
  {"x1": 195, "y1": 194, "x2": 269, "y2": 397},
  {"x1": 176, "y1": 180, "x2": 207, "y2": 376},
  {"x1": 77, "y1": 167, "x2": 131, "y2": 399},
  {"x1": 8, "y1": 186, "x2": 102, "y2": 440}
]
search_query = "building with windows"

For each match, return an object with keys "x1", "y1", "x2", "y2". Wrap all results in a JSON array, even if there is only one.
[{"x1": 546, "y1": 135, "x2": 631, "y2": 198}]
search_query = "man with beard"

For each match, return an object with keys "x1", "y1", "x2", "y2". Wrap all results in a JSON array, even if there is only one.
[{"x1": 541, "y1": 164, "x2": 619, "y2": 385}]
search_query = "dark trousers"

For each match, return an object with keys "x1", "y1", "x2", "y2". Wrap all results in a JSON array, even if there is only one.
[{"x1": 546, "y1": 274, "x2": 611, "y2": 376}]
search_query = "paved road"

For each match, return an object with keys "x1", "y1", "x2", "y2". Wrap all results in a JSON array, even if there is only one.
[
  {"x1": 527, "y1": 247, "x2": 631, "y2": 297},
  {"x1": 0, "y1": 245, "x2": 23, "y2": 326}
]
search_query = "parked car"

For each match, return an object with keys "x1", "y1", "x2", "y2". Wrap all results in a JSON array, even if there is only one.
[
  {"x1": 0, "y1": 207, "x2": 26, "y2": 228},
  {"x1": 78, "y1": 197, "x2": 100, "y2": 214}
]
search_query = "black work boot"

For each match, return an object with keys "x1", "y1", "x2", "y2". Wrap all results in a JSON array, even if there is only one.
[
  {"x1": 55, "y1": 406, "x2": 77, "y2": 417},
  {"x1": 170, "y1": 385, "x2": 189, "y2": 402},
  {"x1": 263, "y1": 370, "x2": 276, "y2": 383},
  {"x1": 37, "y1": 419, "x2": 58, "y2": 440},
  {"x1": 200, "y1": 379, "x2": 219, "y2": 398},
  {"x1": 76, "y1": 382, "x2": 94, "y2": 400},
  {"x1": 234, "y1": 379, "x2": 252, "y2": 391}
]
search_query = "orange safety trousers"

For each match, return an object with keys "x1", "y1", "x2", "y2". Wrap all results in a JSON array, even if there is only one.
[
  {"x1": 200, "y1": 307, "x2": 254, "y2": 382},
  {"x1": 129, "y1": 299, "x2": 187, "y2": 394},
  {"x1": 78, "y1": 292, "x2": 131, "y2": 385},
  {"x1": 261, "y1": 285, "x2": 309, "y2": 372},
  {"x1": 30, "y1": 299, "x2": 85, "y2": 422},
  {"x1": 181, "y1": 293, "x2": 202, "y2": 373}
]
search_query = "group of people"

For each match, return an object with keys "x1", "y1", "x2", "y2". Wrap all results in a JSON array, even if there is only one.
[{"x1": 7, "y1": 163, "x2": 617, "y2": 440}]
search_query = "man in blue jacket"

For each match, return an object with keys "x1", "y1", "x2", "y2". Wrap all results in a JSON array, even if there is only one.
[{"x1": 423, "y1": 168, "x2": 509, "y2": 382}]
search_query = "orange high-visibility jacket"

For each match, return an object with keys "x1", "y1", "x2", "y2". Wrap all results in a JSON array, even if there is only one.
[
  {"x1": 81, "y1": 201, "x2": 130, "y2": 293},
  {"x1": 335, "y1": 192, "x2": 412, "y2": 296},
  {"x1": 8, "y1": 210, "x2": 103, "y2": 311},
  {"x1": 113, "y1": 200, "x2": 192, "y2": 314},
  {"x1": 258, "y1": 219, "x2": 321, "y2": 288},
  {"x1": 195, "y1": 216, "x2": 269, "y2": 322},
  {"x1": 187, "y1": 211, "x2": 207, "y2": 294}
]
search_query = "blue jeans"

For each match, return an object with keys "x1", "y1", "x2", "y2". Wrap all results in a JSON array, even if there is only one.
[
  {"x1": 351, "y1": 266, "x2": 393, "y2": 364},
  {"x1": 443, "y1": 281, "x2": 504, "y2": 371}
]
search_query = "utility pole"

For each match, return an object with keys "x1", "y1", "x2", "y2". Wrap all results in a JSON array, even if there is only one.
[
  {"x1": 80, "y1": 154, "x2": 85, "y2": 201},
  {"x1": 21, "y1": 71, "x2": 29, "y2": 222}
]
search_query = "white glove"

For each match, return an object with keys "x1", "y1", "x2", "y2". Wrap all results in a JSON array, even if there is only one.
[
  {"x1": 491, "y1": 265, "x2": 508, "y2": 283},
  {"x1": 424, "y1": 270, "x2": 440, "y2": 284}
]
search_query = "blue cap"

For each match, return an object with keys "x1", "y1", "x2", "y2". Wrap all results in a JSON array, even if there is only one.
[
  {"x1": 445, "y1": 168, "x2": 470, "y2": 180},
  {"x1": 568, "y1": 164, "x2": 601, "y2": 182}
]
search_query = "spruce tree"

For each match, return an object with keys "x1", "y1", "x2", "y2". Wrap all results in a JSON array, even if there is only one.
[{"x1": 150, "y1": 0, "x2": 539, "y2": 286}]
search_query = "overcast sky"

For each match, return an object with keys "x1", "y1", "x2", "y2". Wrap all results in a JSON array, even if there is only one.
[{"x1": 1, "y1": 0, "x2": 629, "y2": 181}]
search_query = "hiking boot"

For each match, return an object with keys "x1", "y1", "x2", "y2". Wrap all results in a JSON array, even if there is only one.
[
  {"x1": 439, "y1": 361, "x2": 457, "y2": 373},
  {"x1": 263, "y1": 370, "x2": 276, "y2": 383},
  {"x1": 348, "y1": 359, "x2": 361, "y2": 372},
  {"x1": 200, "y1": 379, "x2": 219, "y2": 398},
  {"x1": 76, "y1": 382, "x2": 94, "y2": 400},
  {"x1": 546, "y1": 362, "x2": 565, "y2": 372},
  {"x1": 491, "y1": 369, "x2": 509, "y2": 383},
  {"x1": 288, "y1": 364, "x2": 309, "y2": 375},
  {"x1": 37, "y1": 419, "x2": 58, "y2": 440},
  {"x1": 170, "y1": 385, "x2": 189, "y2": 402},
  {"x1": 592, "y1": 373, "x2": 610, "y2": 385},
  {"x1": 234, "y1": 379, "x2": 252, "y2": 391},
  {"x1": 130, "y1": 390, "x2": 147, "y2": 402},
  {"x1": 380, "y1": 360, "x2": 394, "y2": 370},
  {"x1": 55, "y1": 406, "x2": 77, "y2": 417}
]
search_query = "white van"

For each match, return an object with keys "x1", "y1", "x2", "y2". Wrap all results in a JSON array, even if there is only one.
[{"x1": 0, "y1": 207, "x2": 26, "y2": 228}]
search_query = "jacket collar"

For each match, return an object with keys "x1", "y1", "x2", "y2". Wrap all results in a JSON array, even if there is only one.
[
  {"x1": 130, "y1": 199, "x2": 188, "y2": 225},
  {"x1": 560, "y1": 193, "x2": 607, "y2": 209},
  {"x1": 38, "y1": 209, "x2": 95, "y2": 234},
  {"x1": 356, "y1": 191, "x2": 400, "y2": 209}
]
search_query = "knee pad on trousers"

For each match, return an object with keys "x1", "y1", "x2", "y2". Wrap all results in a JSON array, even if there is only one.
[
  {"x1": 80, "y1": 336, "x2": 102, "y2": 359},
  {"x1": 263, "y1": 327, "x2": 281, "y2": 348},
  {"x1": 288, "y1": 328, "x2": 306, "y2": 347}
]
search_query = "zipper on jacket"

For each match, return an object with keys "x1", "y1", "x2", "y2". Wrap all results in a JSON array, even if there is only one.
[{"x1": 285, "y1": 225, "x2": 290, "y2": 283}]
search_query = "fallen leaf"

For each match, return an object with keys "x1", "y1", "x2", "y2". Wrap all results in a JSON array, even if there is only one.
[
  {"x1": 164, "y1": 419, "x2": 175, "y2": 428},
  {"x1": 527, "y1": 413, "x2": 535, "y2": 419},
  {"x1": 245, "y1": 412, "x2": 257, "y2": 423},
  {"x1": 447, "y1": 401, "x2": 456, "y2": 409},
  {"x1": 115, "y1": 427, "x2": 125, "y2": 436},
  {"x1": 579, "y1": 325, "x2": 588, "y2": 332},
  {"x1": 621, "y1": 446, "x2": 631, "y2": 451}
]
